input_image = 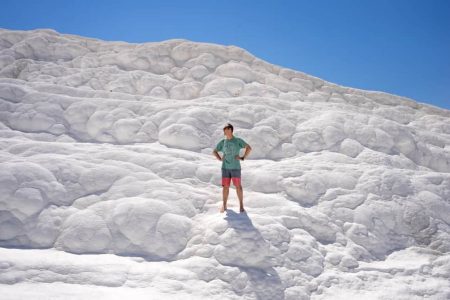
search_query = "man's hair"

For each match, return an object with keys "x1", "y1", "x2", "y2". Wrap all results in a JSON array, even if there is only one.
[{"x1": 223, "y1": 123, "x2": 234, "y2": 132}]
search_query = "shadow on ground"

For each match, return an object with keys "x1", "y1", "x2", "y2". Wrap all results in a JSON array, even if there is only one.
[{"x1": 224, "y1": 210, "x2": 285, "y2": 300}]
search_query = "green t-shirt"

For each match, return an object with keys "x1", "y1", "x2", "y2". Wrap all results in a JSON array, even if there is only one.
[{"x1": 215, "y1": 136, "x2": 248, "y2": 170}]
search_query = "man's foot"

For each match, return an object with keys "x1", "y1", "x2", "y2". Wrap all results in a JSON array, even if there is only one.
[
  {"x1": 239, "y1": 207, "x2": 245, "y2": 213},
  {"x1": 220, "y1": 205, "x2": 227, "y2": 213}
]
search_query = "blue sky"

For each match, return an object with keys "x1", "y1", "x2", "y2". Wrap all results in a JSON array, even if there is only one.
[{"x1": 1, "y1": 0, "x2": 449, "y2": 110}]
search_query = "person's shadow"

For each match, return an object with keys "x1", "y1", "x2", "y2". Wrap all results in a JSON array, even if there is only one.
[{"x1": 224, "y1": 210, "x2": 285, "y2": 300}]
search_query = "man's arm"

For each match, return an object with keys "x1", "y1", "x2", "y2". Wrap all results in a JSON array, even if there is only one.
[
  {"x1": 239, "y1": 144, "x2": 252, "y2": 160},
  {"x1": 213, "y1": 149, "x2": 222, "y2": 161}
]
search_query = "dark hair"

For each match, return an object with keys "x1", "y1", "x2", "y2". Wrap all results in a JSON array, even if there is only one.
[{"x1": 223, "y1": 123, "x2": 234, "y2": 132}]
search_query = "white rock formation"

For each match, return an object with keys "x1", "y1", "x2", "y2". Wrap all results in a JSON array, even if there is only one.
[{"x1": 0, "y1": 28, "x2": 449, "y2": 299}]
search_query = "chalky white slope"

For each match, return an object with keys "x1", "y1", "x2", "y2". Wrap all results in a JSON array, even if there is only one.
[{"x1": 0, "y1": 28, "x2": 449, "y2": 299}]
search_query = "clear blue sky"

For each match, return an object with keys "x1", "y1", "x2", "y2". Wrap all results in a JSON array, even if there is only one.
[{"x1": 1, "y1": 0, "x2": 449, "y2": 110}]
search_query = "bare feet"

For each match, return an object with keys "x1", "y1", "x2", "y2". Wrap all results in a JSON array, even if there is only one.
[
  {"x1": 240, "y1": 207, "x2": 245, "y2": 213},
  {"x1": 220, "y1": 205, "x2": 227, "y2": 213}
]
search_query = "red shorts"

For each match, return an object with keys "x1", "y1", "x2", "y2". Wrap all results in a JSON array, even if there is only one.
[{"x1": 221, "y1": 169, "x2": 241, "y2": 187}]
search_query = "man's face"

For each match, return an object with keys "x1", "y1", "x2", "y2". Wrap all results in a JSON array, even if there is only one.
[{"x1": 224, "y1": 128, "x2": 232, "y2": 136}]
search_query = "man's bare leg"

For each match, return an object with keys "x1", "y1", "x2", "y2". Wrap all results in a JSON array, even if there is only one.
[
  {"x1": 220, "y1": 186, "x2": 229, "y2": 213},
  {"x1": 236, "y1": 186, "x2": 245, "y2": 212}
]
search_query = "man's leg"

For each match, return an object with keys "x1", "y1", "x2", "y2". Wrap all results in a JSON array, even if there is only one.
[
  {"x1": 221, "y1": 186, "x2": 230, "y2": 213},
  {"x1": 236, "y1": 186, "x2": 244, "y2": 212},
  {"x1": 231, "y1": 170, "x2": 244, "y2": 212},
  {"x1": 220, "y1": 169, "x2": 231, "y2": 213}
]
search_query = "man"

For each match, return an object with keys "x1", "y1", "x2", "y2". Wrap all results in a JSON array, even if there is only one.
[{"x1": 213, "y1": 123, "x2": 252, "y2": 213}]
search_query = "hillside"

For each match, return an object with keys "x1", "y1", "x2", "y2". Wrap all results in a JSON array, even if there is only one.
[{"x1": 0, "y1": 28, "x2": 449, "y2": 299}]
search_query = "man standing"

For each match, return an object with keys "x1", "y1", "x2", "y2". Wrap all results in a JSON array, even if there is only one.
[{"x1": 213, "y1": 123, "x2": 252, "y2": 213}]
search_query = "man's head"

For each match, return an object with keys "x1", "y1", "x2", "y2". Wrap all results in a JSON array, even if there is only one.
[
  {"x1": 223, "y1": 123, "x2": 234, "y2": 139},
  {"x1": 223, "y1": 123, "x2": 234, "y2": 133}
]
